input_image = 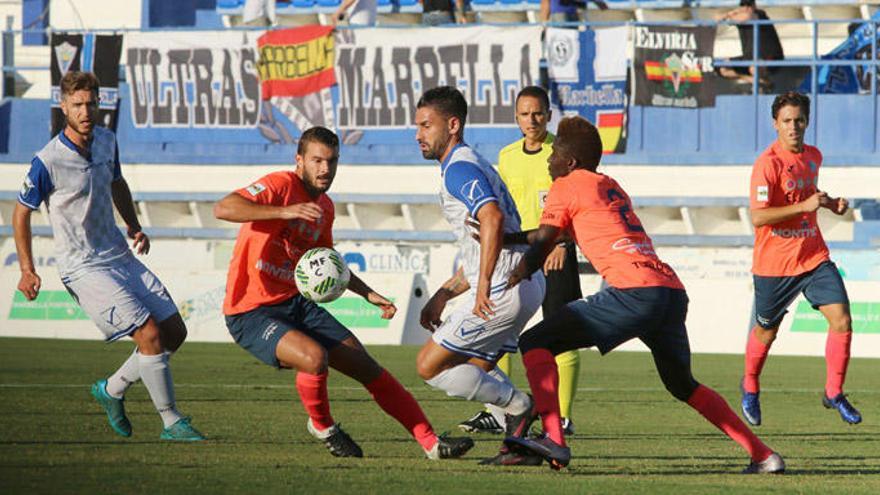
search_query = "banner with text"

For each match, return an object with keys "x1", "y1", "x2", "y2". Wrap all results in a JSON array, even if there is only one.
[
  {"x1": 547, "y1": 27, "x2": 628, "y2": 154},
  {"x1": 124, "y1": 31, "x2": 262, "y2": 130},
  {"x1": 51, "y1": 33, "x2": 123, "y2": 135},
  {"x1": 333, "y1": 26, "x2": 542, "y2": 130},
  {"x1": 633, "y1": 25, "x2": 717, "y2": 108}
]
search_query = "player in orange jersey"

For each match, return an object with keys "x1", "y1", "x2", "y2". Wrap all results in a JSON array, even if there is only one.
[
  {"x1": 741, "y1": 92, "x2": 860, "y2": 426},
  {"x1": 214, "y1": 126, "x2": 473, "y2": 460},
  {"x1": 495, "y1": 116, "x2": 783, "y2": 474}
]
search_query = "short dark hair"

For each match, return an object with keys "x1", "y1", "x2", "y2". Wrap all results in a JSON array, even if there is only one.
[
  {"x1": 771, "y1": 91, "x2": 810, "y2": 121},
  {"x1": 739, "y1": 0, "x2": 755, "y2": 7},
  {"x1": 60, "y1": 71, "x2": 100, "y2": 98},
  {"x1": 556, "y1": 116, "x2": 603, "y2": 171},
  {"x1": 297, "y1": 126, "x2": 339, "y2": 156},
  {"x1": 516, "y1": 86, "x2": 550, "y2": 112},
  {"x1": 416, "y1": 86, "x2": 468, "y2": 135}
]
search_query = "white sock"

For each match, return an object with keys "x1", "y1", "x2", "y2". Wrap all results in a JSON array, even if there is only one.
[
  {"x1": 138, "y1": 352, "x2": 183, "y2": 428},
  {"x1": 106, "y1": 348, "x2": 141, "y2": 399},
  {"x1": 486, "y1": 367, "x2": 514, "y2": 425},
  {"x1": 426, "y1": 364, "x2": 516, "y2": 407}
]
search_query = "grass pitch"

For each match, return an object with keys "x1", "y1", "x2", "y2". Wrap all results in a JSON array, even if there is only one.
[{"x1": 1, "y1": 337, "x2": 878, "y2": 494}]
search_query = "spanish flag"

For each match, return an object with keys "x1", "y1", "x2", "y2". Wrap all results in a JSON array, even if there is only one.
[{"x1": 257, "y1": 25, "x2": 336, "y2": 100}]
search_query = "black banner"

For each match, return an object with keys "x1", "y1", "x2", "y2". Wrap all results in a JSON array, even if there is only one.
[
  {"x1": 633, "y1": 26, "x2": 717, "y2": 108},
  {"x1": 50, "y1": 33, "x2": 123, "y2": 136}
]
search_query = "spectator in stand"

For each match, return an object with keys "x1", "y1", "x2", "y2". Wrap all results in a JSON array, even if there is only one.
[
  {"x1": 242, "y1": 0, "x2": 276, "y2": 26},
  {"x1": 333, "y1": 0, "x2": 377, "y2": 26},
  {"x1": 421, "y1": 0, "x2": 467, "y2": 26},
  {"x1": 539, "y1": 0, "x2": 608, "y2": 24},
  {"x1": 716, "y1": 0, "x2": 784, "y2": 89}
]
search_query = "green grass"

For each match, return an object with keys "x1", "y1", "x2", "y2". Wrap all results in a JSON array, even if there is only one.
[{"x1": 1, "y1": 337, "x2": 878, "y2": 494}]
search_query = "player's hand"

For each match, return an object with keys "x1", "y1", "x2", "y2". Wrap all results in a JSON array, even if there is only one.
[
  {"x1": 367, "y1": 291, "x2": 396, "y2": 319},
  {"x1": 826, "y1": 197, "x2": 849, "y2": 215},
  {"x1": 281, "y1": 202, "x2": 323, "y2": 222},
  {"x1": 129, "y1": 228, "x2": 150, "y2": 255},
  {"x1": 801, "y1": 191, "x2": 827, "y2": 213},
  {"x1": 507, "y1": 261, "x2": 529, "y2": 289},
  {"x1": 472, "y1": 280, "x2": 496, "y2": 321},
  {"x1": 18, "y1": 270, "x2": 41, "y2": 301},
  {"x1": 420, "y1": 292, "x2": 448, "y2": 332},
  {"x1": 543, "y1": 244, "x2": 566, "y2": 274},
  {"x1": 332, "y1": 10, "x2": 345, "y2": 26},
  {"x1": 465, "y1": 218, "x2": 480, "y2": 242}
]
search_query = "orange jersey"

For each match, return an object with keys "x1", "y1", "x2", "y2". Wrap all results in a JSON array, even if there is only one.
[
  {"x1": 750, "y1": 141, "x2": 829, "y2": 276},
  {"x1": 541, "y1": 169, "x2": 683, "y2": 290},
  {"x1": 223, "y1": 171, "x2": 335, "y2": 315}
]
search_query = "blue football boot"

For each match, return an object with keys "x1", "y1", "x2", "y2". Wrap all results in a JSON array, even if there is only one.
[{"x1": 822, "y1": 394, "x2": 862, "y2": 424}]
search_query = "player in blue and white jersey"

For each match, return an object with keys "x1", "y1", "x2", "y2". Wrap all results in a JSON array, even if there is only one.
[
  {"x1": 413, "y1": 86, "x2": 545, "y2": 465},
  {"x1": 12, "y1": 71, "x2": 203, "y2": 441}
]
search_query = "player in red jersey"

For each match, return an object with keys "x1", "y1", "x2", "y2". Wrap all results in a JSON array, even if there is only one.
[
  {"x1": 214, "y1": 126, "x2": 473, "y2": 460},
  {"x1": 741, "y1": 92, "x2": 860, "y2": 426},
  {"x1": 497, "y1": 116, "x2": 783, "y2": 474}
]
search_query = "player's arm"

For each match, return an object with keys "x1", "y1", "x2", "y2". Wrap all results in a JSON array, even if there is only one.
[
  {"x1": 111, "y1": 178, "x2": 150, "y2": 255},
  {"x1": 421, "y1": 266, "x2": 470, "y2": 332},
  {"x1": 347, "y1": 273, "x2": 396, "y2": 320},
  {"x1": 213, "y1": 191, "x2": 322, "y2": 223},
  {"x1": 750, "y1": 191, "x2": 827, "y2": 227},
  {"x1": 508, "y1": 224, "x2": 562, "y2": 288},
  {"x1": 12, "y1": 203, "x2": 41, "y2": 301},
  {"x1": 539, "y1": 0, "x2": 550, "y2": 22}
]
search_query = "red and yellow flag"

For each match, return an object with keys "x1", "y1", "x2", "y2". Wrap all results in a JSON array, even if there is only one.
[{"x1": 257, "y1": 25, "x2": 335, "y2": 100}]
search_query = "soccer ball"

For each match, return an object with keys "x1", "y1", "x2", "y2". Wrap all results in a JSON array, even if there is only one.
[{"x1": 295, "y1": 247, "x2": 350, "y2": 303}]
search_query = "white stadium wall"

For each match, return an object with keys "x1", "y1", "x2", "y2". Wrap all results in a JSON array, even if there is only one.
[{"x1": 2, "y1": 237, "x2": 879, "y2": 358}]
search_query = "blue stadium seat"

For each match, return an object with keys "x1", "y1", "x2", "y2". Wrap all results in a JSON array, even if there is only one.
[
  {"x1": 317, "y1": 0, "x2": 341, "y2": 7},
  {"x1": 470, "y1": 0, "x2": 498, "y2": 6},
  {"x1": 293, "y1": 0, "x2": 317, "y2": 8},
  {"x1": 398, "y1": 0, "x2": 419, "y2": 6},
  {"x1": 216, "y1": 0, "x2": 243, "y2": 8}
]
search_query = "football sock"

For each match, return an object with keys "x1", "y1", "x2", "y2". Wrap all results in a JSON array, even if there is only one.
[
  {"x1": 365, "y1": 369, "x2": 437, "y2": 451},
  {"x1": 686, "y1": 384, "x2": 773, "y2": 462},
  {"x1": 425, "y1": 363, "x2": 521, "y2": 410},
  {"x1": 485, "y1": 354, "x2": 513, "y2": 415},
  {"x1": 106, "y1": 348, "x2": 141, "y2": 399},
  {"x1": 138, "y1": 352, "x2": 183, "y2": 428},
  {"x1": 825, "y1": 330, "x2": 852, "y2": 398},
  {"x1": 743, "y1": 327, "x2": 771, "y2": 394},
  {"x1": 555, "y1": 350, "x2": 580, "y2": 420},
  {"x1": 296, "y1": 371, "x2": 335, "y2": 431},
  {"x1": 522, "y1": 349, "x2": 565, "y2": 447}
]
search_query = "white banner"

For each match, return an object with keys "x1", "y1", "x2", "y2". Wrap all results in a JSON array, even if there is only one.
[
  {"x1": 123, "y1": 31, "x2": 262, "y2": 129},
  {"x1": 334, "y1": 25, "x2": 543, "y2": 129}
]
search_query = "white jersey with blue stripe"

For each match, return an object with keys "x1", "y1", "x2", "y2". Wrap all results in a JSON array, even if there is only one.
[
  {"x1": 439, "y1": 143, "x2": 526, "y2": 288},
  {"x1": 18, "y1": 127, "x2": 130, "y2": 277}
]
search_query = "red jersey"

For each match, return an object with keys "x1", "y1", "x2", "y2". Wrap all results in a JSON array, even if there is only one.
[
  {"x1": 750, "y1": 141, "x2": 829, "y2": 277},
  {"x1": 541, "y1": 169, "x2": 683, "y2": 290},
  {"x1": 223, "y1": 171, "x2": 334, "y2": 315}
]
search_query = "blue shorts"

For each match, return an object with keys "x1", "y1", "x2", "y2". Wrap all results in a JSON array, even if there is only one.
[
  {"x1": 225, "y1": 295, "x2": 354, "y2": 368},
  {"x1": 753, "y1": 260, "x2": 849, "y2": 329},
  {"x1": 520, "y1": 286, "x2": 691, "y2": 367}
]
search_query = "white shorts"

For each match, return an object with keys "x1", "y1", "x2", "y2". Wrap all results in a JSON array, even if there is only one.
[
  {"x1": 433, "y1": 273, "x2": 545, "y2": 362},
  {"x1": 61, "y1": 256, "x2": 179, "y2": 342}
]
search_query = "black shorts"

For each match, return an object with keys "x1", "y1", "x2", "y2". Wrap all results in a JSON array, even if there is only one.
[
  {"x1": 753, "y1": 260, "x2": 849, "y2": 329},
  {"x1": 225, "y1": 295, "x2": 354, "y2": 368}
]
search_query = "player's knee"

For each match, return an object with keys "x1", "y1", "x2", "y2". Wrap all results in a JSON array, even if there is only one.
[
  {"x1": 665, "y1": 376, "x2": 699, "y2": 402},
  {"x1": 132, "y1": 320, "x2": 163, "y2": 355},
  {"x1": 416, "y1": 360, "x2": 439, "y2": 381},
  {"x1": 828, "y1": 314, "x2": 852, "y2": 334},
  {"x1": 298, "y1": 348, "x2": 329, "y2": 375},
  {"x1": 159, "y1": 314, "x2": 188, "y2": 352}
]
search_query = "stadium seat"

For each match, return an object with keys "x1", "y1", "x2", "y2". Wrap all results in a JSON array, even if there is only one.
[
  {"x1": 216, "y1": 0, "x2": 244, "y2": 8},
  {"x1": 317, "y1": 0, "x2": 342, "y2": 6},
  {"x1": 293, "y1": 0, "x2": 318, "y2": 8}
]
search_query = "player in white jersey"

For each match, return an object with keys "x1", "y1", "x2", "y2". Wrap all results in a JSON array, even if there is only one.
[
  {"x1": 413, "y1": 86, "x2": 546, "y2": 465},
  {"x1": 12, "y1": 71, "x2": 203, "y2": 441}
]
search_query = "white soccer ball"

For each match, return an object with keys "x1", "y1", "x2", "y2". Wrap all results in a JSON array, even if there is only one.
[{"x1": 295, "y1": 247, "x2": 351, "y2": 303}]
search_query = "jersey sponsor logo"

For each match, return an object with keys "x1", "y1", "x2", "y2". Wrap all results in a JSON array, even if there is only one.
[
  {"x1": 771, "y1": 220, "x2": 818, "y2": 239},
  {"x1": 611, "y1": 238, "x2": 656, "y2": 256},
  {"x1": 245, "y1": 182, "x2": 266, "y2": 196},
  {"x1": 255, "y1": 258, "x2": 297, "y2": 281},
  {"x1": 538, "y1": 190, "x2": 549, "y2": 208},
  {"x1": 460, "y1": 179, "x2": 486, "y2": 206},
  {"x1": 756, "y1": 185, "x2": 769, "y2": 202}
]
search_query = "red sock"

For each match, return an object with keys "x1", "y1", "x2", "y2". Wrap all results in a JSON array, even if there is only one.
[
  {"x1": 522, "y1": 349, "x2": 565, "y2": 447},
  {"x1": 295, "y1": 371, "x2": 335, "y2": 431},
  {"x1": 825, "y1": 331, "x2": 852, "y2": 398},
  {"x1": 687, "y1": 384, "x2": 773, "y2": 462},
  {"x1": 743, "y1": 327, "x2": 771, "y2": 394},
  {"x1": 365, "y1": 369, "x2": 437, "y2": 451}
]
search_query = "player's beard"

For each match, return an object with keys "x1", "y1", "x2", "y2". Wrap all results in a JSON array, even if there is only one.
[{"x1": 420, "y1": 133, "x2": 450, "y2": 160}]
